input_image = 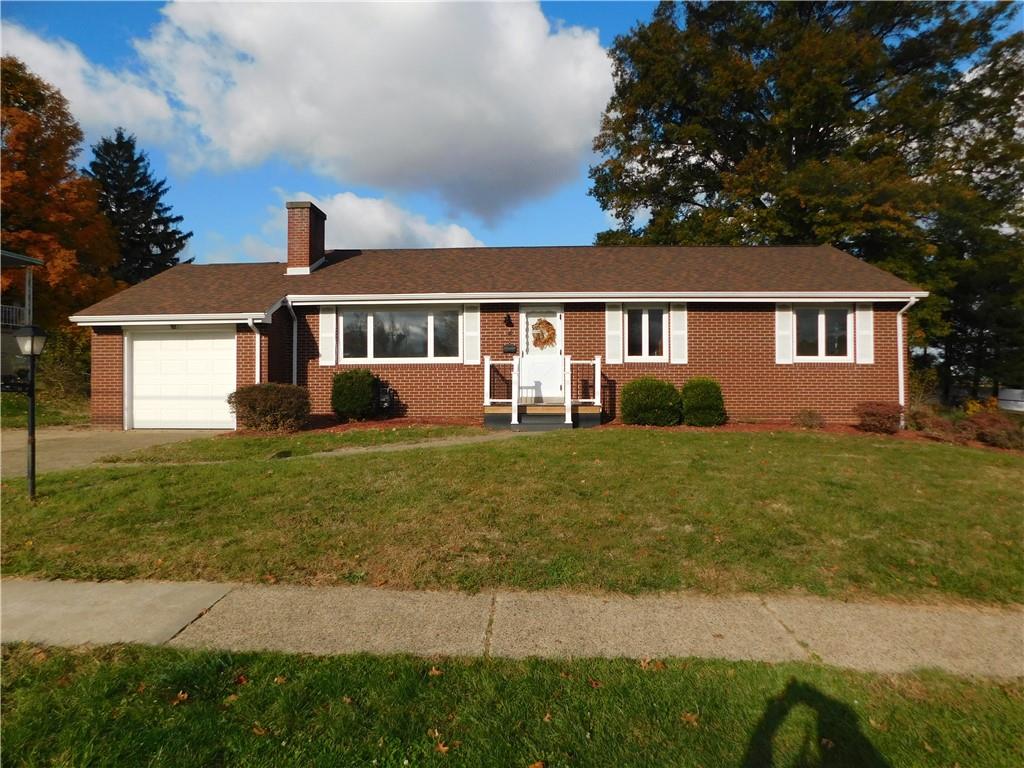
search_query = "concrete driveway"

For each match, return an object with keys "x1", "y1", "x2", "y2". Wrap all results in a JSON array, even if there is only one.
[{"x1": 1, "y1": 426, "x2": 223, "y2": 478}]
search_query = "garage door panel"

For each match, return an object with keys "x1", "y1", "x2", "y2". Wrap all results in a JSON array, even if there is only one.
[{"x1": 130, "y1": 329, "x2": 236, "y2": 429}]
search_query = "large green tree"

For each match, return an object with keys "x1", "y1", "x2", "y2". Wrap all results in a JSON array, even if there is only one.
[
  {"x1": 590, "y1": 1, "x2": 1024, "y2": 397},
  {"x1": 84, "y1": 128, "x2": 192, "y2": 284}
]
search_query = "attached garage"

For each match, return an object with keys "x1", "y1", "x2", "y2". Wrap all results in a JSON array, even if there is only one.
[{"x1": 126, "y1": 327, "x2": 237, "y2": 429}]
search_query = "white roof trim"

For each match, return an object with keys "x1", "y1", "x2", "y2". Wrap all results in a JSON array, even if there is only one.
[
  {"x1": 71, "y1": 290, "x2": 928, "y2": 324},
  {"x1": 69, "y1": 312, "x2": 270, "y2": 327}
]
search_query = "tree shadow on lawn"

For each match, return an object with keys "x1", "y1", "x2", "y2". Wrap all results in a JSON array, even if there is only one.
[{"x1": 741, "y1": 678, "x2": 891, "y2": 768}]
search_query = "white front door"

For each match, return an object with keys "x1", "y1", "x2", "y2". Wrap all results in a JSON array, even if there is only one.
[{"x1": 519, "y1": 306, "x2": 564, "y2": 403}]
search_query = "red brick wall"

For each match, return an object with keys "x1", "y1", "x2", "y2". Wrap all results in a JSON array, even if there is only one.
[
  {"x1": 267, "y1": 307, "x2": 293, "y2": 384},
  {"x1": 564, "y1": 302, "x2": 903, "y2": 423},
  {"x1": 90, "y1": 328, "x2": 123, "y2": 429},
  {"x1": 235, "y1": 323, "x2": 271, "y2": 387},
  {"x1": 296, "y1": 302, "x2": 906, "y2": 424}
]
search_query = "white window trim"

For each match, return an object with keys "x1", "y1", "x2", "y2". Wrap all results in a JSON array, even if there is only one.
[
  {"x1": 623, "y1": 305, "x2": 669, "y2": 362},
  {"x1": 336, "y1": 306, "x2": 463, "y2": 364},
  {"x1": 792, "y1": 305, "x2": 854, "y2": 363}
]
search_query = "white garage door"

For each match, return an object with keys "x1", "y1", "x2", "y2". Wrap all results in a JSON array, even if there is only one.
[{"x1": 130, "y1": 328, "x2": 237, "y2": 429}]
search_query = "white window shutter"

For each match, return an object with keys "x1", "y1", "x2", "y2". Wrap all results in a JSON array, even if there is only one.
[
  {"x1": 463, "y1": 304, "x2": 480, "y2": 365},
  {"x1": 319, "y1": 306, "x2": 336, "y2": 366},
  {"x1": 670, "y1": 303, "x2": 688, "y2": 363},
  {"x1": 605, "y1": 303, "x2": 623, "y2": 364},
  {"x1": 775, "y1": 304, "x2": 793, "y2": 364},
  {"x1": 856, "y1": 303, "x2": 874, "y2": 364}
]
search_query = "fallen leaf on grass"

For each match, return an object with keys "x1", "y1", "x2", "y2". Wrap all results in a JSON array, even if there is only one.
[
  {"x1": 923, "y1": 741, "x2": 935, "y2": 754},
  {"x1": 274, "y1": 676, "x2": 287, "y2": 685},
  {"x1": 528, "y1": 762, "x2": 546, "y2": 768},
  {"x1": 341, "y1": 696, "x2": 353, "y2": 705},
  {"x1": 543, "y1": 712, "x2": 552, "y2": 723},
  {"x1": 170, "y1": 691, "x2": 189, "y2": 706},
  {"x1": 435, "y1": 742, "x2": 450, "y2": 754},
  {"x1": 135, "y1": 682, "x2": 146, "y2": 694},
  {"x1": 252, "y1": 724, "x2": 267, "y2": 736},
  {"x1": 235, "y1": 674, "x2": 249, "y2": 686},
  {"x1": 680, "y1": 712, "x2": 699, "y2": 728},
  {"x1": 263, "y1": 574, "x2": 277, "y2": 584},
  {"x1": 640, "y1": 657, "x2": 666, "y2": 671},
  {"x1": 225, "y1": 694, "x2": 239, "y2": 703},
  {"x1": 868, "y1": 718, "x2": 888, "y2": 732},
  {"x1": 428, "y1": 666, "x2": 444, "y2": 677}
]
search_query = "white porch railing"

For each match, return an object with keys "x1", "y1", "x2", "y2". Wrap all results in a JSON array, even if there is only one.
[
  {"x1": 483, "y1": 355, "x2": 521, "y2": 425},
  {"x1": 484, "y1": 354, "x2": 601, "y2": 427},
  {"x1": 0, "y1": 304, "x2": 26, "y2": 328}
]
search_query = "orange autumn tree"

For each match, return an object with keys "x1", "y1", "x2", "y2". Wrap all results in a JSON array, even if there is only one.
[{"x1": 1, "y1": 56, "x2": 120, "y2": 329}]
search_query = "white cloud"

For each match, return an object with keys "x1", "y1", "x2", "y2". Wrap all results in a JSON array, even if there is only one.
[
  {"x1": 201, "y1": 190, "x2": 482, "y2": 263},
  {"x1": 1, "y1": 22, "x2": 175, "y2": 146},
  {"x1": 2, "y1": 3, "x2": 612, "y2": 220},
  {"x1": 134, "y1": 1, "x2": 612, "y2": 219}
]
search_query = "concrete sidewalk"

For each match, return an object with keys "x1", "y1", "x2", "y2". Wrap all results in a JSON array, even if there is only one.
[{"x1": 2, "y1": 578, "x2": 1021, "y2": 679}]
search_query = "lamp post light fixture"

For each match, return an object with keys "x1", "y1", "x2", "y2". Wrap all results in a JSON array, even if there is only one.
[{"x1": 14, "y1": 324, "x2": 47, "y2": 499}]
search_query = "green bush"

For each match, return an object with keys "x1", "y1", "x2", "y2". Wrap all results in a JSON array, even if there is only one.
[
  {"x1": 681, "y1": 377, "x2": 727, "y2": 426},
  {"x1": 227, "y1": 384, "x2": 310, "y2": 432},
  {"x1": 620, "y1": 377, "x2": 682, "y2": 426},
  {"x1": 331, "y1": 369, "x2": 380, "y2": 421}
]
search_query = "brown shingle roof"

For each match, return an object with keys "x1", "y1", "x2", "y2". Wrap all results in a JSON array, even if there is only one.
[{"x1": 72, "y1": 245, "x2": 923, "y2": 318}]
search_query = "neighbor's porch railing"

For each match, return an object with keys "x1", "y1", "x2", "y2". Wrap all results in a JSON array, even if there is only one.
[{"x1": 0, "y1": 304, "x2": 27, "y2": 328}]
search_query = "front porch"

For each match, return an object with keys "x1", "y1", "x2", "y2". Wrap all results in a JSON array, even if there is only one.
[{"x1": 482, "y1": 354, "x2": 603, "y2": 430}]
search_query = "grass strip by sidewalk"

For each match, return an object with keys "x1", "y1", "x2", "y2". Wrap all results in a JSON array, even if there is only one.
[
  {"x1": 98, "y1": 424, "x2": 487, "y2": 463},
  {"x1": 3, "y1": 644, "x2": 1021, "y2": 767},
  {"x1": 4, "y1": 430, "x2": 1022, "y2": 601}
]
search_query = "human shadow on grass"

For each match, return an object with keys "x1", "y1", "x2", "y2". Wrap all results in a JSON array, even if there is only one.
[{"x1": 741, "y1": 678, "x2": 892, "y2": 768}]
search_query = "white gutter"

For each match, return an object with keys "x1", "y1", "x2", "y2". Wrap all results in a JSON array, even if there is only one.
[
  {"x1": 284, "y1": 299, "x2": 298, "y2": 385},
  {"x1": 896, "y1": 296, "x2": 919, "y2": 426},
  {"x1": 69, "y1": 312, "x2": 269, "y2": 327},
  {"x1": 247, "y1": 318, "x2": 261, "y2": 384},
  {"x1": 287, "y1": 290, "x2": 929, "y2": 307}
]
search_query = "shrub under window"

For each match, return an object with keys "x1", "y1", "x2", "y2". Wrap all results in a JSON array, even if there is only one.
[
  {"x1": 681, "y1": 377, "x2": 727, "y2": 426},
  {"x1": 854, "y1": 402, "x2": 902, "y2": 434},
  {"x1": 621, "y1": 377, "x2": 682, "y2": 426},
  {"x1": 228, "y1": 384, "x2": 310, "y2": 432},
  {"x1": 331, "y1": 369, "x2": 380, "y2": 421}
]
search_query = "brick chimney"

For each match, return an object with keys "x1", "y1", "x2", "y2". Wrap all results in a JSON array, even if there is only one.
[{"x1": 285, "y1": 201, "x2": 327, "y2": 274}]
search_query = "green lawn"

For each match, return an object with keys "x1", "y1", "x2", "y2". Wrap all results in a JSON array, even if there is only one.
[
  {"x1": 4, "y1": 429, "x2": 1021, "y2": 602},
  {"x1": 100, "y1": 424, "x2": 487, "y2": 463},
  {"x1": 0, "y1": 392, "x2": 89, "y2": 429},
  {"x1": 2, "y1": 644, "x2": 1020, "y2": 767}
]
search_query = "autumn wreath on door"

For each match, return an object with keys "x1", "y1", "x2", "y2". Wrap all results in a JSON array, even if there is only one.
[{"x1": 530, "y1": 318, "x2": 557, "y2": 350}]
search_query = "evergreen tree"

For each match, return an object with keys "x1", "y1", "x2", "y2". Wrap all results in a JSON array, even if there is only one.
[
  {"x1": 590, "y1": 1, "x2": 1024, "y2": 397},
  {"x1": 84, "y1": 128, "x2": 192, "y2": 284}
]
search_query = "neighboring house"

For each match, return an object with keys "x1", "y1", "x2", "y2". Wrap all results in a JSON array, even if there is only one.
[
  {"x1": 1, "y1": 249, "x2": 43, "y2": 385},
  {"x1": 71, "y1": 201, "x2": 927, "y2": 430}
]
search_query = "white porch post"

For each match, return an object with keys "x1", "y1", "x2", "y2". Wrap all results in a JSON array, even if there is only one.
[
  {"x1": 511, "y1": 356, "x2": 520, "y2": 425},
  {"x1": 564, "y1": 355, "x2": 573, "y2": 424},
  {"x1": 483, "y1": 355, "x2": 491, "y2": 406},
  {"x1": 593, "y1": 355, "x2": 601, "y2": 408}
]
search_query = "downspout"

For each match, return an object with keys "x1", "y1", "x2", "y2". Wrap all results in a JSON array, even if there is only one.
[
  {"x1": 247, "y1": 318, "x2": 261, "y2": 384},
  {"x1": 897, "y1": 296, "x2": 919, "y2": 427},
  {"x1": 285, "y1": 299, "x2": 297, "y2": 385}
]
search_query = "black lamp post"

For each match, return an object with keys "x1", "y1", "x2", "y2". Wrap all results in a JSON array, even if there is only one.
[{"x1": 14, "y1": 325, "x2": 47, "y2": 499}]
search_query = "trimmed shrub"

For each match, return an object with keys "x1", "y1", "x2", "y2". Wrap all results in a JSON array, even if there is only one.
[
  {"x1": 331, "y1": 369, "x2": 380, "y2": 421},
  {"x1": 620, "y1": 377, "x2": 682, "y2": 426},
  {"x1": 681, "y1": 377, "x2": 727, "y2": 427},
  {"x1": 227, "y1": 383, "x2": 309, "y2": 432},
  {"x1": 791, "y1": 409, "x2": 825, "y2": 430},
  {"x1": 854, "y1": 402, "x2": 902, "y2": 434},
  {"x1": 967, "y1": 411, "x2": 1024, "y2": 450}
]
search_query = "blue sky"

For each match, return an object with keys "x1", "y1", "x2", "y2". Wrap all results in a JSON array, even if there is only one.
[{"x1": 1, "y1": 2, "x2": 658, "y2": 263}]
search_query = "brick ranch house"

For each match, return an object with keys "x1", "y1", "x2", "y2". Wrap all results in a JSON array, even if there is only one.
[{"x1": 71, "y1": 201, "x2": 927, "y2": 430}]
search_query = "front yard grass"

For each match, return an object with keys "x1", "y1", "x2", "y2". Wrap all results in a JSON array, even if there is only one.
[
  {"x1": 99, "y1": 424, "x2": 487, "y2": 463},
  {"x1": 3, "y1": 429, "x2": 1022, "y2": 602},
  {"x1": 2, "y1": 644, "x2": 1020, "y2": 767}
]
